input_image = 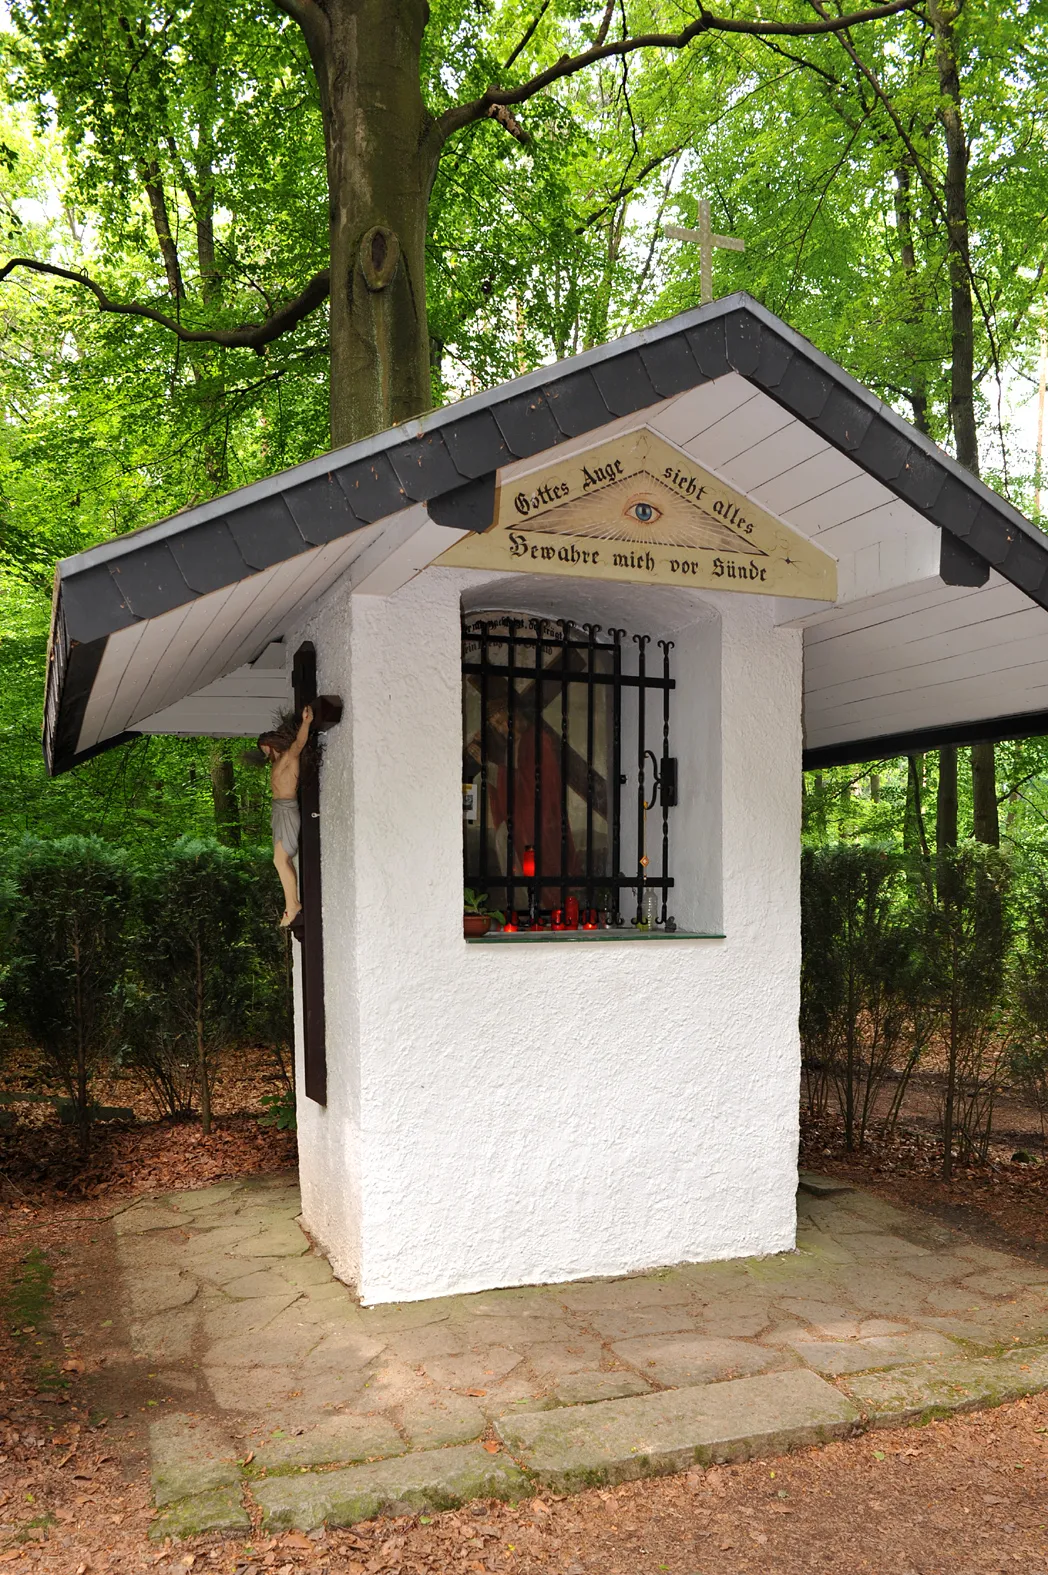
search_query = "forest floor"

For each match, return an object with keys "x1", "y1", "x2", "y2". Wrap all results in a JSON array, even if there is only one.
[{"x1": 3, "y1": 1052, "x2": 1048, "y2": 1572}]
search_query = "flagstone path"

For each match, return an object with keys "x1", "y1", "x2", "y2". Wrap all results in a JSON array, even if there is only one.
[{"x1": 111, "y1": 1171, "x2": 1048, "y2": 1538}]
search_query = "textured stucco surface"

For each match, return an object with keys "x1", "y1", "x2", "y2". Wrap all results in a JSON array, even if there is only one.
[{"x1": 293, "y1": 564, "x2": 803, "y2": 1303}]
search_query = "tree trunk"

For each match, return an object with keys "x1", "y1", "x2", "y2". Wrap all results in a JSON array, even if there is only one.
[
  {"x1": 288, "y1": 0, "x2": 436, "y2": 447},
  {"x1": 893, "y1": 160, "x2": 929, "y2": 434},
  {"x1": 971, "y1": 742, "x2": 1000, "y2": 845},
  {"x1": 943, "y1": 964, "x2": 958, "y2": 1180},
  {"x1": 937, "y1": 743, "x2": 958, "y2": 901},
  {"x1": 904, "y1": 753, "x2": 929, "y2": 859},
  {"x1": 72, "y1": 920, "x2": 90, "y2": 1156},
  {"x1": 937, "y1": 745, "x2": 958, "y2": 848},
  {"x1": 928, "y1": 0, "x2": 978, "y2": 476},
  {"x1": 141, "y1": 159, "x2": 185, "y2": 301},
  {"x1": 210, "y1": 747, "x2": 241, "y2": 846},
  {"x1": 196, "y1": 937, "x2": 211, "y2": 1136}
]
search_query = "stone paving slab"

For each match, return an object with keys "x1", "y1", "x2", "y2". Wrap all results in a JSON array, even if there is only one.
[
  {"x1": 496, "y1": 1369, "x2": 859, "y2": 1492},
  {"x1": 252, "y1": 1442, "x2": 532, "y2": 1530},
  {"x1": 254, "y1": 1414, "x2": 404, "y2": 1469},
  {"x1": 112, "y1": 1172, "x2": 1048, "y2": 1538},
  {"x1": 149, "y1": 1486, "x2": 250, "y2": 1541},
  {"x1": 778, "y1": 1329, "x2": 961, "y2": 1376},
  {"x1": 398, "y1": 1393, "x2": 488, "y2": 1448},
  {"x1": 609, "y1": 1333, "x2": 788, "y2": 1386},
  {"x1": 842, "y1": 1347, "x2": 1048, "y2": 1424},
  {"x1": 149, "y1": 1414, "x2": 240, "y2": 1506}
]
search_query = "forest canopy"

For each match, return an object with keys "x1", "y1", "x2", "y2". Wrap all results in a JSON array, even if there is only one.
[{"x1": 1, "y1": 0, "x2": 1047, "y2": 852}]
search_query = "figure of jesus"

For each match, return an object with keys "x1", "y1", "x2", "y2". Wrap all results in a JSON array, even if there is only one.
[{"x1": 258, "y1": 704, "x2": 313, "y2": 926}]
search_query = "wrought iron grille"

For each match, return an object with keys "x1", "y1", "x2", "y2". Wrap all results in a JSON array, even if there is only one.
[{"x1": 462, "y1": 615, "x2": 677, "y2": 929}]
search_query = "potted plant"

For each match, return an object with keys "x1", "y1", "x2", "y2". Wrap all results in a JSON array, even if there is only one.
[{"x1": 464, "y1": 888, "x2": 499, "y2": 937}]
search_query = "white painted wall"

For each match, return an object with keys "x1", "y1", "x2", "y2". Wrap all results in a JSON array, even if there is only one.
[{"x1": 294, "y1": 564, "x2": 803, "y2": 1303}]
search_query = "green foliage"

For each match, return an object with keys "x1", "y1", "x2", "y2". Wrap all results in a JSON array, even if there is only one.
[
  {"x1": 2, "y1": 835, "x2": 132, "y2": 1147},
  {"x1": 132, "y1": 837, "x2": 248, "y2": 1133},
  {"x1": 1007, "y1": 875, "x2": 1048, "y2": 1142},
  {"x1": 921, "y1": 845, "x2": 1013, "y2": 1173},
  {"x1": 800, "y1": 844, "x2": 928, "y2": 1149},
  {"x1": 801, "y1": 836, "x2": 1024, "y2": 1173},
  {"x1": 258, "y1": 1087, "x2": 296, "y2": 1133}
]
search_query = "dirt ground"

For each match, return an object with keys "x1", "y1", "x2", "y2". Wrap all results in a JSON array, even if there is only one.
[
  {"x1": 3, "y1": 1188, "x2": 1048, "y2": 1575},
  {"x1": 800, "y1": 1107, "x2": 1048, "y2": 1257},
  {"x1": 4, "y1": 1054, "x2": 1048, "y2": 1572}
]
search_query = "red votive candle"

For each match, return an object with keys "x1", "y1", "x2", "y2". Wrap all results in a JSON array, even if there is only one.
[
  {"x1": 565, "y1": 896, "x2": 579, "y2": 929},
  {"x1": 522, "y1": 845, "x2": 536, "y2": 878}
]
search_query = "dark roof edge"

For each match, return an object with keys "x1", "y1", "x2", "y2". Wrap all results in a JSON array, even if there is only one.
[
  {"x1": 803, "y1": 709, "x2": 1048, "y2": 771},
  {"x1": 48, "y1": 728, "x2": 142, "y2": 778},
  {"x1": 56, "y1": 293, "x2": 1048, "y2": 588},
  {"x1": 56, "y1": 300, "x2": 737, "y2": 579},
  {"x1": 738, "y1": 298, "x2": 1045, "y2": 552},
  {"x1": 44, "y1": 295, "x2": 1048, "y2": 775}
]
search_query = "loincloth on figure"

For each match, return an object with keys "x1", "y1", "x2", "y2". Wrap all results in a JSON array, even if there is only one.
[{"x1": 271, "y1": 797, "x2": 301, "y2": 859}]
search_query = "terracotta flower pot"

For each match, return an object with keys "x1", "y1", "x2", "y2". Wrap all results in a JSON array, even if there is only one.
[{"x1": 463, "y1": 913, "x2": 491, "y2": 937}]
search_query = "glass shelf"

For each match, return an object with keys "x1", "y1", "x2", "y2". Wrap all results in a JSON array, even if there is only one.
[{"x1": 466, "y1": 929, "x2": 724, "y2": 943}]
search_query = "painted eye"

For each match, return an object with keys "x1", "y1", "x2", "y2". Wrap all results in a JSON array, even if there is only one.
[{"x1": 624, "y1": 497, "x2": 662, "y2": 524}]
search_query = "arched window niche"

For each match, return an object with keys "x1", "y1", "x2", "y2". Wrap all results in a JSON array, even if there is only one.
[{"x1": 460, "y1": 577, "x2": 723, "y2": 939}]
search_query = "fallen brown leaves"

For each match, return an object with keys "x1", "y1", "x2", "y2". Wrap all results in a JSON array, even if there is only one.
[
  {"x1": 3, "y1": 1059, "x2": 1048, "y2": 1571},
  {"x1": 0, "y1": 1111, "x2": 295, "y2": 1205},
  {"x1": 801, "y1": 1109, "x2": 1048, "y2": 1252},
  {"x1": 0, "y1": 1041, "x2": 295, "y2": 1204}
]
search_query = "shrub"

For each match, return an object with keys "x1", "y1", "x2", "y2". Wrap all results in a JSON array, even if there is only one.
[
  {"x1": 2, "y1": 836, "x2": 131, "y2": 1150},
  {"x1": 920, "y1": 846, "x2": 1012, "y2": 1176},
  {"x1": 132, "y1": 838, "x2": 249, "y2": 1134},
  {"x1": 800, "y1": 844, "x2": 929, "y2": 1149}
]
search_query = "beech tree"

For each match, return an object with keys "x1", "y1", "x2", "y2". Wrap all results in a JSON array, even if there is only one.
[{"x1": 3, "y1": 0, "x2": 917, "y2": 448}]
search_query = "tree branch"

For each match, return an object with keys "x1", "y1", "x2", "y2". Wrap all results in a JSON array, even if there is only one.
[
  {"x1": 0, "y1": 257, "x2": 330, "y2": 351},
  {"x1": 578, "y1": 145, "x2": 683, "y2": 231},
  {"x1": 503, "y1": 0, "x2": 553, "y2": 70},
  {"x1": 595, "y1": 0, "x2": 616, "y2": 47},
  {"x1": 435, "y1": 0, "x2": 920, "y2": 143}
]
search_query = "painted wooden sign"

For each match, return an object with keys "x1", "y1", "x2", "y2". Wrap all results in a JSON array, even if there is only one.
[{"x1": 433, "y1": 427, "x2": 837, "y2": 601}]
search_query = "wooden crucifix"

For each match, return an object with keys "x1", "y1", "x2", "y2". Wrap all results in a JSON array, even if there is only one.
[
  {"x1": 665, "y1": 201, "x2": 745, "y2": 306},
  {"x1": 292, "y1": 642, "x2": 342, "y2": 1107}
]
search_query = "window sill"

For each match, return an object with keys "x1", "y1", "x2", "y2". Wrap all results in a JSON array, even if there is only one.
[{"x1": 466, "y1": 929, "x2": 724, "y2": 943}]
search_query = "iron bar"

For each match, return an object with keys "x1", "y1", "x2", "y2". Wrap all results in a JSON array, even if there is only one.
[
  {"x1": 462, "y1": 663, "x2": 671, "y2": 690},
  {"x1": 634, "y1": 634, "x2": 650, "y2": 926},
  {"x1": 559, "y1": 620, "x2": 570, "y2": 915},
  {"x1": 610, "y1": 627, "x2": 624, "y2": 925},
  {"x1": 532, "y1": 618, "x2": 543, "y2": 925},
  {"x1": 479, "y1": 621, "x2": 489, "y2": 893},
  {"x1": 660, "y1": 639, "x2": 673, "y2": 926},
  {"x1": 507, "y1": 619, "x2": 517, "y2": 914},
  {"x1": 584, "y1": 623, "x2": 598, "y2": 911}
]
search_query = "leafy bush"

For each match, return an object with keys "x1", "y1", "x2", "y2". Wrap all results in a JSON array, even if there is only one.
[
  {"x1": 2, "y1": 836, "x2": 131, "y2": 1149},
  {"x1": 1007, "y1": 873, "x2": 1048, "y2": 1148},
  {"x1": 921, "y1": 846, "x2": 1012, "y2": 1175},
  {"x1": 258, "y1": 1088, "x2": 296, "y2": 1131},
  {"x1": 131, "y1": 838, "x2": 249, "y2": 1135},
  {"x1": 800, "y1": 845, "x2": 929, "y2": 1149}
]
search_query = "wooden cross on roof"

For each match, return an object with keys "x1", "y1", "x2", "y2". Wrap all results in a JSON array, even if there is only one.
[{"x1": 665, "y1": 201, "x2": 744, "y2": 305}]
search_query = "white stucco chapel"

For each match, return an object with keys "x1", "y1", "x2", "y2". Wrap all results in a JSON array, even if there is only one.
[{"x1": 44, "y1": 296, "x2": 1048, "y2": 1304}]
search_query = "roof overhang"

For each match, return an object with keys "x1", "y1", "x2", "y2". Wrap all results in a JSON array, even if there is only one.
[{"x1": 44, "y1": 293, "x2": 1048, "y2": 775}]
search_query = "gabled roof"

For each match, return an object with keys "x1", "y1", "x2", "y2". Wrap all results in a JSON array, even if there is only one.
[{"x1": 45, "y1": 292, "x2": 1048, "y2": 776}]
